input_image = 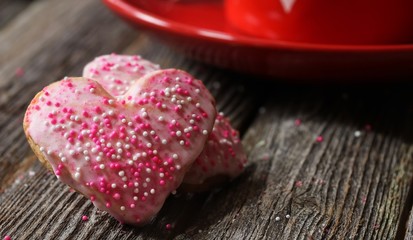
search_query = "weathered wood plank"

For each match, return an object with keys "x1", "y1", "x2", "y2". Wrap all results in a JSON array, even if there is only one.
[
  {"x1": 0, "y1": 0, "x2": 34, "y2": 30},
  {"x1": 177, "y1": 85, "x2": 413, "y2": 240}
]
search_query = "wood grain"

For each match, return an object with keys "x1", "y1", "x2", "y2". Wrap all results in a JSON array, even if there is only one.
[
  {"x1": 2, "y1": 0, "x2": 413, "y2": 239},
  {"x1": 181, "y1": 85, "x2": 413, "y2": 240},
  {"x1": 0, "y1": 0, "x2": 33, "y2": 29}
]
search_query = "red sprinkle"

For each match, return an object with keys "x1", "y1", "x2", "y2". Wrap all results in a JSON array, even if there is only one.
[
  {"x1": 316, "y1": 136, "x2": 323, "y2": 142},
  {"x1": 4, "y1": 236, "x2": 11, "y2": 240},
  {"x1": 15, "y1": 67, "x2": 24, "y2": 77},
  {"x1": 82, "y1": 215, "x2": 89, "y2": 221},
  {"x1": 166, "y1": 223, "x2": 172, "y2": 230}
]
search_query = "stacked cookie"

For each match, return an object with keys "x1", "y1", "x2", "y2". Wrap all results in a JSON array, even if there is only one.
[{"x1": 24, "y1": 54, "x2": 247, "y2": 225}]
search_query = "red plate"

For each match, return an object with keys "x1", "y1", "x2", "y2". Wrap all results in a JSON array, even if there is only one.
[{"x1": 103, "y1": 0, "x2": 413, "y2": 81}]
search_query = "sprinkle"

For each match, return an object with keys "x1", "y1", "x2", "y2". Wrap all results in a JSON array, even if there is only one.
[
  {"x1": 354, "y1": 131, "x2": 361, "y2": 137},
  {"x1": 82, "y1": 215, "x2": 89, "y2": 221},
  {"x1": 15, "y1": 67, "x2": 24, "y2": 77},
  {"x1": 4, "y1": 236, "x2": 11, "y2": 240},
  {"x1": 275, "y1": 216, "x2": 281, "y2": 221},
  {"x1": 316, "y1": 136, "x2": 323, "y2": 142},
  {"x1": 286, "y1": 214, "x2": 290, "y2": 219},
  {"x1": 294, "y1": 119, "x2": 301, "y2": 126},
  {"x1": 166, "y1": 224, "x2": 172, "y2": 230}
]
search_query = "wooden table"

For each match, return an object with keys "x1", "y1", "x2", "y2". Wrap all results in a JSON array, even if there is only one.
[{"x1": 1, "y1": 1, "x2": 413, "y2": 239}]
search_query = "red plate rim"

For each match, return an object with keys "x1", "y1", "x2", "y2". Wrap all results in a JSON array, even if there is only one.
[{"x1": 103, "y1": 0, "x2": 413, "y2": 53}]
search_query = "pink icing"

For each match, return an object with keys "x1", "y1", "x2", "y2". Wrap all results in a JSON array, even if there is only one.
[
  {"x1": 83, "y1": 54, "x2": 160, "y2": 96},
  {"x1": 83, "y1": 55, "x2": 248, "y2": 186},
  {"x1": 24, "y1": 69, "x2": 216, "y2": 224},
  {"x1": 182, "y1": 113, "x2": 247, "y2": 185}
]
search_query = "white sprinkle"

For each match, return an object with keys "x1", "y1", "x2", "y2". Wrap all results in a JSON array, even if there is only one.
[
  {"x1": 147, "y1": 143, "x2": 152, "y2": 148},
  {"x1": 69, "y1": 150, "x2": 75, "y2": 155},
  {"x1": 118, "y1": 171, "x2": 125, "y2": 177},
  {"x1": 146, "y1": 168, "x2": 152, "y2": 173},
  {"x1": 99, "y1": 164, "x2": 105, "y2": 169},
  {"x1": 150, "y1": 130, "x2": 155, "y2": 135},
  {"x1": 275, "y1": 216, "x2": 281, "y2": 221},
  {"x1": 143, "y1": 131, "x2": 148, "y2": 137},
  {"x1": 196, "y1": 103, "x2": 201, "y2": 108},
  {"x1": 96, "y1": 156, "x2": 101, "y2": 162},
  {"x1": 354, "y1": 131, "x2": 362, "y2": 137},
  {"x1": 202, "y1": 130, "x2": 208, "y2": 135},
  {"x1": 176, "y1": 131, "x2": 182, "y2": 137},
  {"x1": 144, "y1": 192, "x2": 149, "y2": 197},
  {"x1": 90, "y1": 88, "x2": 95, "y2": 93},
  {"x1": 180, "y1": 140, "x2": 185, "y2": 145},
  {"x1": 133, "y1": 196, "x2": 138, "y2": 201},
  {"x1": 158, "y1": 116, "x2": 164, "y2": 121},
  {"x1": 111, "y1": 184, "x2": 117, "y2": 188},
  {"x1": 150, "y1": 189, "x2": 155, "y2": 194},
  {"x1": 108, "y1": 99, "x2": 114, "y2": 105},
  {"x1": 146, "y1": 178, "x2": 151, "y2": 182},
  {"x1": 40, "y1": 147, "x2": 45, "y2": 152},
  {"x1": 286, "y1": 214, "x2": 291, "y2": 219},
  {"x1": 162, "y1": 139, "x2": 167, "y2": 144},
  {"x1": 153, "y1": 150, "x2": 158, "y2": 155},
  {"x1": 176, "y1": 165, "x2": 181, "y2": 170},
  {"x1": 120, "y1": 206, "x2": 125, "y2": 211},
  {"x1": 74, "y1": 172, "x2": 80, "y2": 179},
  {"x1": 159, "y1": 173, "x2": 165, "y2": 178},
  {"x1": 172, "y1": 154, "x2": 178, "y2": 159},
  {"x1": 142, "y1": 112, "x2": 148, "y2": 118},
  {"x1": 195, "y1": 89, "x2": 200, "y2": 93}
]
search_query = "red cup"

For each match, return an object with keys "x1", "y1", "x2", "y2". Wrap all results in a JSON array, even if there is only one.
[{"x1": 225, "y1": 0, "x2": 413, "y2": 45}]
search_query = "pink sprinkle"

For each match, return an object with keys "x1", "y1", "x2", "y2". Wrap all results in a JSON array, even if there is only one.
[
  {"x1": 15, "y1": 67, "x2": 24, "y2": 77},
  {"x1": 295, "y1": 181, "x2": 303, "y2": 187},
  {"x1": 166, "y1": 224, "x2": 172, "y2": 230},
  {"x1": 294, "y1": 119, "x2": 301, "y2": 126},
  {"x1": 82, "y1": 215, "x2": 89, "y2": 221},
  {"x1": 316, "y1": 136, "x2": 323, "y2": 142}
]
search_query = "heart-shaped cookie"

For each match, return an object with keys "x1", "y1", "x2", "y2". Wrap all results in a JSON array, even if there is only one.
[
  {"x1": 83, "y1": 55, "x2": 248, "y2": 189},
  {"x1": 24, "y1": 69, "x2": 216, "y2": 225},
  {"x1": 83, "y1": 54, "x2": 160, "y2": 96},
  {"x1": 182, "y1": 113, "x2": 247, "y2": 188}
]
